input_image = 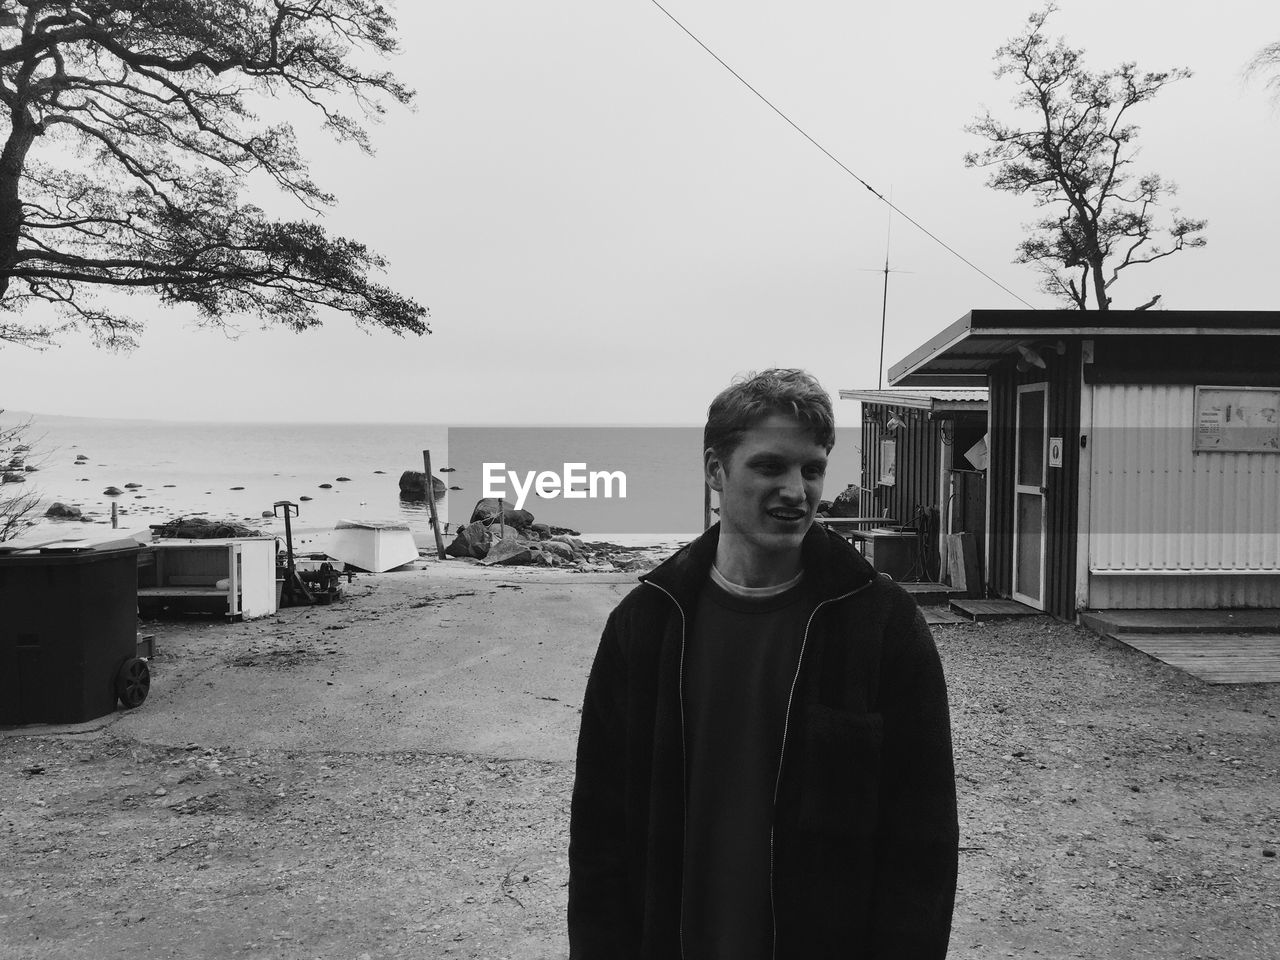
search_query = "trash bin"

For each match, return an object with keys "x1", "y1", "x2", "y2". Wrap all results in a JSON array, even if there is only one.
[{"x1": 0, "y1": 538, "x2": 147, "y2": 725}]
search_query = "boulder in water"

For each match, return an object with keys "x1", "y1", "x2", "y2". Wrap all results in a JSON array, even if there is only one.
[{"x1": 398, "y1": 470, "x2": 446, "y2": 501}]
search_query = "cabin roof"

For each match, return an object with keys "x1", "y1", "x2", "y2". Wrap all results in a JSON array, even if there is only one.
[
  {"x1": 838, "y1": 387, "x2": 988, "y2": 413},
  {"x1": 888, "y1": 309, "x2": 1280, "y2": 387}
]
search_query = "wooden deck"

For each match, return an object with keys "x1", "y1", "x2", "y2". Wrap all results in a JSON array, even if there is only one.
[{"x1": 1110, "y1": 633, "x2": 1280, "y2": 684}]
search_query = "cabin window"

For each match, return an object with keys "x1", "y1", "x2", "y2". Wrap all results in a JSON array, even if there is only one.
[{"x1": 878, "y1": 439, "x2": 896, "y2": 486}]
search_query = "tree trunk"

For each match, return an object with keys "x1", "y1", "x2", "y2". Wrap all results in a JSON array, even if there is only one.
[
  {"x1": 1089, "y1": 258, "x2": 1109, "y2": 310},
  {"x1": 0, "y1": 112, "x2": 38, "y2": 299}
]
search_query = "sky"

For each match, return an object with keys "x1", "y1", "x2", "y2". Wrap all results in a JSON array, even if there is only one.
[{"x1": 2, "y1": 0, "x2": 1279, "y2": 424}]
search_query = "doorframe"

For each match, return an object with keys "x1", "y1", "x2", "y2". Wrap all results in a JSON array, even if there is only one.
[{"x1": 1012, "y1": 382, "x2": 1049, "y2": 609}]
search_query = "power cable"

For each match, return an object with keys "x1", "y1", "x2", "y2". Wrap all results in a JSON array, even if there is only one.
[{"x1": 646, "y1": 0, "x2": 1037, "y2": 310}]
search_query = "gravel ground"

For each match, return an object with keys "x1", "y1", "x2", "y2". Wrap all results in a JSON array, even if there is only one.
[{"x1": 2, "y1": 575, "x2": 1279, "y2": 958}]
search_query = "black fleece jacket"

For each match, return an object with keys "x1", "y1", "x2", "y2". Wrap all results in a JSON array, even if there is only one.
[{"x1": 568, "y1": 522, "x2": 959, "y2": 959}]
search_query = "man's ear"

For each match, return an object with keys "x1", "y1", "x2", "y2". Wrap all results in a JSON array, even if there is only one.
[{"x1": 704, "y1": 448, "x2": 726, "y2": 492}]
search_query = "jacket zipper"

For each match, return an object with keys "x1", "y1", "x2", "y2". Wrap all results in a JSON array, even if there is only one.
[
  {"x1": 643, "y1": 580, "x2": 689, "y2": 960},
  {"x1": 769, "y1": 576, "x2": 880, "y2": 960}
]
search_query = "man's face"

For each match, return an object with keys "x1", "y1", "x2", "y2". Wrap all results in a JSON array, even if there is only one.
[{"x1": 706, "y1": 412, "x2": 829, "y2": 559}]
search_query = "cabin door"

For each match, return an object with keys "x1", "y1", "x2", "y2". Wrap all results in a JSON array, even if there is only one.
[{"x1": 1012, "y1": 383, "x2": 1048, "y2": 609}]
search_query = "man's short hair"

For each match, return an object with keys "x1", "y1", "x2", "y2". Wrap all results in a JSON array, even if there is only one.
[{"x1": 704, "y1": 368, "x2": 835, "y2": 462}]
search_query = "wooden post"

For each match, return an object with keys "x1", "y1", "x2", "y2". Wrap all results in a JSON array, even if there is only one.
[
  {"x1": 111, "y1": 501, "x2": 118, "y2": 529},
  {"x1": 422, "y1": 450, "x2": 447, "y2": 560}
]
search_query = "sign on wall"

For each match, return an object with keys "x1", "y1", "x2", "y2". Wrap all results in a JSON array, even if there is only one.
[
  {"x1": 1048, "y1": 437, "x2": 1063, "y2": 468},
  {"x1": 1194, "y1": 386, "x2": 1280, "y2": 452}
]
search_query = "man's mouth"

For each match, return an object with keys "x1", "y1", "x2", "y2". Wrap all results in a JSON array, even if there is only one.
[{"x1": 767, "y1": 508, "x2": 807, "y2": 522}]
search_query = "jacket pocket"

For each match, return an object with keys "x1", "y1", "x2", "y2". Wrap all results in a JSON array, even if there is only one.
[{"x1": 796, "y1": 705, "x2": 883, "y2": 841}]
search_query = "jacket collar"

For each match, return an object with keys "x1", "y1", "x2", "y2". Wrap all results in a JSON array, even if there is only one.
[{"x1": 640, "y1": 521, "x2": 879, "y2": 609}]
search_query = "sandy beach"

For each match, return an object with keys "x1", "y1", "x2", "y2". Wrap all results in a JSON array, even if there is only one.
[{"x1": 2, "y1": 557, "x2": 1279, "y2": 958}]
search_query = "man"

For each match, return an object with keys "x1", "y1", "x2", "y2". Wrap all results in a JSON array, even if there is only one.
[{"x1": 568, "y1": 369, "x2": 958, "y2": 958}]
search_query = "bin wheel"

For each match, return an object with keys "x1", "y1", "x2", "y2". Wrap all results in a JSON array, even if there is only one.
[{"x1": 116, "y1": 657, "x2": 150, "y2": 709}]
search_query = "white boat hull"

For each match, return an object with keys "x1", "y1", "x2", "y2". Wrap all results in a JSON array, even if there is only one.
[{"x1": 327, "y1": 520, "x2": 419, "y2": 573}]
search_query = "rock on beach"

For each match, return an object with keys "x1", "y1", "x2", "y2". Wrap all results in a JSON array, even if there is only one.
[
  {"x1": 469, "y1": 498, "x2": 536, "y2": 530},
  {"x1": 479, "y1": 539, "x2": 535, "y2": 566}
]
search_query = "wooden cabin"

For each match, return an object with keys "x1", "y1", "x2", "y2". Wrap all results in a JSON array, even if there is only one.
[
  {"x1": 838, "y1": 388, "x2": 988, "y2": 585},
  {"x1": 888, "y1": 310, "x2": 1280, "y2": 620}
]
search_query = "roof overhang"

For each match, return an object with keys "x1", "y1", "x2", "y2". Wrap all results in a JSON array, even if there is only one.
[
  {"x1": 838, "y1": 388, "x2": 987, "y2": 416},
  {"x1": 888, "y1": 309, "x2": 1280, "y2": 387}
]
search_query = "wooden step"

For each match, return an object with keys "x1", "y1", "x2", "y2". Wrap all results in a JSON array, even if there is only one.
[
  {"x1": 899, "y1": 581, "x2": 964, "y2": 605},
  {"x1": 1080, "y1": 608, "x2": 1280, "y2": 637},
  {"x1": 949, "y1": 598, "x2": 1041, "y2": 622},
  {"x1": 921, "y1": 606, "x2": 971, "y2": 625}
]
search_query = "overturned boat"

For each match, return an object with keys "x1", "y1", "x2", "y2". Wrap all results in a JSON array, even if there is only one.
[{"x1": 327, "y1": 520, "x2": 419, "y2": 573}]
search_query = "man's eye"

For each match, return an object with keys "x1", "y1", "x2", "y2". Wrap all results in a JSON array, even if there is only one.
[{"x1": 804, "y1": 466, "x2": 826, "y2": 480}]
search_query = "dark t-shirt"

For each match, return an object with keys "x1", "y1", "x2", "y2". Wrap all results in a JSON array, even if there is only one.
[{"x1": 681, "y1": 571, "x2": 813, "y2": 959}]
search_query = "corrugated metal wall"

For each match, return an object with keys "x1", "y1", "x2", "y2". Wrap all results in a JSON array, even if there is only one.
[
  {"x1": 859, "y1": 404, "x2": 943, "y2": 579},
  {"x1": 988, "y1": 342, "x2": 1081, "y2": 620},
  {"x1": 1087, "y1": 383, "x2": 1280, "y2": 608}
]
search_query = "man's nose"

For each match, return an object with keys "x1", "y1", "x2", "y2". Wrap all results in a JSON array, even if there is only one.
[{"x1": 778, "y1": 471, "x2": 806, "y2": 503}]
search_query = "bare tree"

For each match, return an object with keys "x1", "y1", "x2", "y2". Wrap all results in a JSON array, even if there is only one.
[
  {"x1": 0, "y1": 0, "x2": 428, "y2": 349},
  {"x1": 965, "y1": 5, "x2": 1206, "y2": 310},
  {"x1": 1246, "y1": 41, "x2": 1280, "y2": 100},
  {"x1": 0, "y1": 412, "x2": 42, "y2": 540}
]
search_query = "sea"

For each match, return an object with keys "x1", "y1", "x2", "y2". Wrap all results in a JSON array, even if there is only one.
[{"x1": 1, "y1": 413, "x2": 863, "y2": 552}]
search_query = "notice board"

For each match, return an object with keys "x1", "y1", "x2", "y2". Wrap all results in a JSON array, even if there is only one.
[{"x1": 1194, "y1": 386, "x2": 1280, "y2": 452}]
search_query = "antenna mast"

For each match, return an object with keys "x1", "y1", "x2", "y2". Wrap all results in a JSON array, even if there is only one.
[
  {"x1": 860, "y1": 193, "x2": 911, "y2": 389},
  {"x1": 877, "y1": 197, "x2": 893, "y2": 390}
]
